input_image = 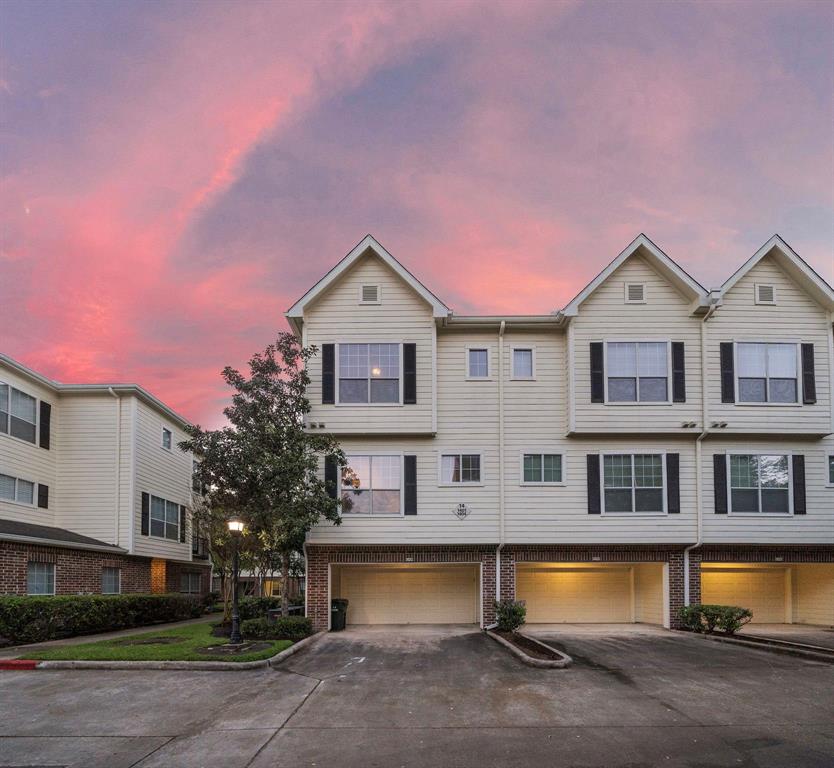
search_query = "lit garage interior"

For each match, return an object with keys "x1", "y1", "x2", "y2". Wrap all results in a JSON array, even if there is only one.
[
  {"x1": 515, "y1": 562, "x2": 669, "y2": 627},
  {"x1": 701, "y1": 563, "x2": 834, "y2": 626},
  {"x1": 331, "y1": 563, "x2": 480, "y2": 626}
]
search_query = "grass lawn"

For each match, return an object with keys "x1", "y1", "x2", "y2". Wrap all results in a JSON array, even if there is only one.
[{"x1": 24, "y1": 622, "x2": 292, "y2": 663}]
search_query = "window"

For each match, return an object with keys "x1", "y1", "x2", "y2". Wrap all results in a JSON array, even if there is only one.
[
  {"x1": 441, "y1": 453, "x2": 481, "y2": 484},
  {"x1": 467, "y1": 348, "x2": 489, "y2": 379},
  {"x1": 341, "y1": 455, "x2": 402, "y2": 515},
  {"x1": 729, "y1": 454, "x2": 790, "y2": 513},
  {"x1": 150, "y1": 495, "x2": 180, "y2": 540},
  {"x1": 101, "y1": 567, "x2": 121, "y2": 594},
  {"x1": 736, "y1": 343, "x2": 798, "y2": 404},
  {"x1": 0, "y1": 383, "x2": 37, "y2": 443},
  {"x1": 338, "y1": 343, "x2": 400, "y2": 404},
  {"x1": 360, "y1": 284, "x2": 380, "y2": 304},
  {"x1": 602, "y1": 454, "x2": 664, "y2": 513},
  {"x1": 27, "y1": 562, "x2": 55, "y2": 595},
  {"x1": 161, "y1": 427, "x2": 172, "y2": 450},
  {"x1": 180, "y1": 572, "x2": 202, "y2": 594},
  {"x1": 624, "y1": 283, "x2": 646, "y2": 303},
  {"x1": 522, "y1": 453, "x2": 563, "y2": 484},
  {"x1": 829, "y1": 455, "x2": 834, "y2": 486},
  {"x1": 755, "y1": 284, "x2": 776, "y2": 305},
  {"x1": 607, "y1": 341, "x2": 668, "y2": 402},
  {"x1": 0, "y1": 473, "x2": 35, "y2": 505},
  {"x1": 511, "y1": 348, "x2": 535, "y2": 379}
]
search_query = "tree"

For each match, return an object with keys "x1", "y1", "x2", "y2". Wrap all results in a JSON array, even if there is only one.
[{"x1": 181, "y1": 332, "x2": 347, "y2": 617}]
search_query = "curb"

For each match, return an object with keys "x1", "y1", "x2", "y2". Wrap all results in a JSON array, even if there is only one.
[
  {"x1": 690, "y1": 632, "x2": 834, "y2": 664},
  {"x1": 487, "y1": 630, "x2": 572, "y2": 668}
]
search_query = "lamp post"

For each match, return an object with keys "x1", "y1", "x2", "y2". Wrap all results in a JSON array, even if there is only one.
[{"x1": 227, "y1": 517, "x2": 245, "y2": 645}]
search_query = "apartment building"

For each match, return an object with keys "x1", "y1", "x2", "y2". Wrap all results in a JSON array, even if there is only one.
[
  {"x1": 0, "y1": 355, "x2": 211, "y2": 597},
  {"x1": 287, "y1": 234, "x2": 834, "y2": 632}
]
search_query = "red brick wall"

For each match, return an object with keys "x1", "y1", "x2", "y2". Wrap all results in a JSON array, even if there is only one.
[
  {"x1": 698, "y1": 545, "x2": 834, "y2": 563},
  {"x1": 164, "y1": 559, "x2": 212, "y2": 596}
]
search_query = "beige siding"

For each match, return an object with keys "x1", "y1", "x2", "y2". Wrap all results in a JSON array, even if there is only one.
[
  {"x1": 793, "y1": 564, "x2": 834, "y2": 626},
  {"x1": 304, "y1": 253, "x2": 435, "y2": 434}
]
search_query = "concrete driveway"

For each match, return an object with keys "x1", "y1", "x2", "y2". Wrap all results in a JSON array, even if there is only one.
[{"x1": 1, "y1": 624, "x2": 833, "y2": 767}]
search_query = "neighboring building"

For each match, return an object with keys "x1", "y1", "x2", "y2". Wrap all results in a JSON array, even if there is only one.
[
  {"x1": 0, "y1": 355, "x2": 211, "y2": 597},
  {"x1": 287, "y1": 234, "x2": 834, "y2": 631}
]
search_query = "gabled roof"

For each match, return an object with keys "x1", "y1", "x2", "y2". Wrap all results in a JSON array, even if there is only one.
[
  {"x1": 559, "y1": 234, "x2": 709, "y2": 317},
  {"x1": 719, "y1": 234, "x2": 834, "y2": 311},
  {"x1": 285, "y1": 235, "x2": 450, "y2": 325}
]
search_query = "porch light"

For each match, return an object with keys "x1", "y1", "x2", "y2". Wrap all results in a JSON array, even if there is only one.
[{"x1": 227, "y1": 518, "x2": 244, "y2": 534}]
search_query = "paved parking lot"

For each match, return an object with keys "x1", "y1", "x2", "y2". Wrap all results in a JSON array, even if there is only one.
[{"x1": 1, "y1": 624, "x2": 832, "y2": 767}]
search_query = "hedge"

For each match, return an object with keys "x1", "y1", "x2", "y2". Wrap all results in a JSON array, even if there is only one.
[
  {"x1": 0, "y1": 594, "x2": 204, "y2": 644},
  {"x1": 240, "y1": 616, "x2": 313, "y2": 641},
  {"x1": 680, "y1": 604, "x2": 753, "y2": 635}
]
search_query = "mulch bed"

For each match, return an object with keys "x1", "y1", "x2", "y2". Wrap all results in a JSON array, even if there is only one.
[{"x1": 495, "y1": 630, "x2": 565, "y2": 661}]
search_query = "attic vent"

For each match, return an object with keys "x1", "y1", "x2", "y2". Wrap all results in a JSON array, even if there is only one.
[
  {"x1": 755, "y1": 284, "x2": 775, "y2": 305},
  {"x1": 360, "y1": 284, "x2": 380, "y2": 304},
  {"x1": 624, "y1": 283, "x2": 646, "y2": 304}
]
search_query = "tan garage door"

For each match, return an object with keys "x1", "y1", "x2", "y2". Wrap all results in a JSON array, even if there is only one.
[
  {"x1": 517, "y1": 565, "x2": 632, "y2": 623},
  {"x1": 337, "y1": 564, "x2": 479, "y2": 625},
  {"x1": 701, "y1": 567, "x2": 787, "y2": 623}
]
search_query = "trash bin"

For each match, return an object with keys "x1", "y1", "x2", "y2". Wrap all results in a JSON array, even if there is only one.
[{"x1": 330, "y1": 598, "x2": 349, "y2": 631}]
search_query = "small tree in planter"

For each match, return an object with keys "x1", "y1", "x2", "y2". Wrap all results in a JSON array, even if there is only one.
[{"x1": 495, "y1": 599, "x2": 526, "y2": 632}]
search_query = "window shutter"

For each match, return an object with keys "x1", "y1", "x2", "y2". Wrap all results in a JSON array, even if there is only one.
[
  {"x1": 39, "y1": 402, "x2": 51, "y2": 450},
  {"x1": 403, "y1": 343, "x2": 417, "y2": 404},
  {"x1": 322, "y1": 344, "x2": 335, "y2": 404},
  {"x1": 404, "y1": 455, "x2": 417, "y2": 515},
  {"x1": 720, "y1": 343, "x2": 735, "y2": 403},
  {"x1": 37, "y1": 484, "x2": 49, "y2": 509},
  {"x1": 666, "y1": 454, "x2": 680, "y2": 513},
  {"x1": 587, "y1": 454, "x2": 601, "y2": 514},
  {"x1": 671, "y1": 343, "x2": 686, "y2": 403},
  {"x1": 590, "y1": 343, "x2": 604, "y2": 403},
  {"x1": 713, "y1": 455, "x2": 727, "y2": 514},
  {"x1": 179, "y1": 505, "x2": 187, "y2": 542},
  {"x1": 324, "y1": 456, "x2": 338, "y2": 500},
  {"x1": 801, "y1": 344, "x2": 816, "y2": 404},
  {"x1": 792, "y1": 455, "x2": 806, "y2": 515},
  {"x1": 141, "y1": 492, "x2": 150, "y2": 535}
]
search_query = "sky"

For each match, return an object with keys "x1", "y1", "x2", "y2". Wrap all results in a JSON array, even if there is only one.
[{"x1": 1, "y1": 0, "x2": 832, "y2": 427}]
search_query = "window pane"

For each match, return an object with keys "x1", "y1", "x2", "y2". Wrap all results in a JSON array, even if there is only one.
[
  {"x1": 638, "y1": 377, "x2": 667, "y2": 402},
  {"x1": 339, "y1": 344, "x2": 369, "y2": 378},
  {"x1": 608, "y1": 378, "x2": 637, "y2": 402},
  {"x1": 0, "y1": 384, "x2": 8, "y2": 433},
  {"x1": 102, "y1": 567, "x2": 120, "y2": 594},
  {"x1": 634, "y1": 455, "x2": 662, "y2": 487},
  {"x1": 166, "y1": 500, "x2": 180, "y2": 523},
  {"x1": 0, "y1": 474, "x2": 14, "y2": 501},
  {"x1": 441, "y1": 455, "x2": 460, "y2": 483},
  {"x1": 731, "y1": 488, "x2": 760, "y2": 512},
  {"x1": 829, "y1": 456, "x2": 834, "y2": 484},
  {"x1": 542, "y1": 454, "x2": 562, "y2": 483},
  {"x1": 461, "y1": 454, "x2": 481, "y2": 482},
  {"x1": 635, "y1": 488, "x2": 664, "y2": 512},
  {"x1": 607, "y1": 342, "x2": 637, "y2": 377},
  {"x1": 730, "y1": 456, "x2": 758, "y2": 488},
  {"x1": 604, "y1": 488, "x2": 633, "y2": 512},
  {"x1": 342, "y1": 489, "x2": 371, "y2": 514},
  {"x1": 371, "y1": 456, "x2": 401, "y2": 489},
  {"x1": 9, "y1": 416, "x2": 36, "y2": 443},
  {"x1": 27, "y1": 562, "x2": 54, "y2": 595},
  {"x1": 761, "y1": 488, "x2": 789, "y2": 513},
  {"x1": 769, "y1": 379, "x2": 796, "y2": 403},
  {"x1": 637, "y1": 342, "x2": 667, "y2": 377},
  {"x1": 165, "y1": 522, "x2": 179, "y2": 541},
  {"x1": 17, "y1": 479, "x2": 34, "y2": 504},
  {"x1": 150, "y1": 518, "x2": 165, "y2": 537},
  {"x1": 339, "y1": 379, "x2": 368, "y2": 403},
  {"x1": 737, "y1": 343, "x2": 766, "y2": 377},
  {"x1": 523, "y1": 454, "x2": 542, "y2": 482},
  {"x1": 10, "y1": 388, "x2": 36, "y2": 422},
  {"x1": 767, "y1": 344, "x2": 796, "y2": 377},
  {"x1": 369, "y1": 344, "x2": 399, "y2": 378},
  {"x1": 468, "y1": 349, "x2": 488, "y2": 377},
  {"x1": 759, "y1": 455, "x2": 789, "y2": 488},
  {"x1": 370, "y1": 379, "x2": 399, "y2": 403},
  {"x1": 603, "y1": 455, "x2": 631, "y2": 488},
  {"x1": 513, "y1": 349, "x2": 533, "y2": 378},
  {"x1": 344, "y1": 456, "x2": 370, "y2": 490},
  {"x1": 162, "y1": 429, "x2": 172, "y2": 449},
  {"x1": 372, "y1": 490, "x2": 400, "y2": 514},
  {"x1": 738, "y1": 378, "x2": 766, "y2": 403},
  {"x1": 151, "y1": 496, "x2": 166, "y2": 520}
]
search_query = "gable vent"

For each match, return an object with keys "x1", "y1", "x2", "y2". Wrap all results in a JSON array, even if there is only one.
[
  {"x1": 625, "y1": 283, "x2": 646, "y2": 304},
  {"x1": 755, "y1": 284, "x2": 775, "y2": 304},
  {"x1": 360, "y1": 284, "x2": 380, "y2": 304}
]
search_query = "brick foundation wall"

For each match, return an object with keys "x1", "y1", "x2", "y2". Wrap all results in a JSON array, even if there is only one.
[{"x1": 698, "y1": 545, "x2": 834, "y2": 564}]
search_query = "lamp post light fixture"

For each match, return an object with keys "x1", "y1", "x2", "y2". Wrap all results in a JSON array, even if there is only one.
[{"x1": 227, "y1": 517, "x2": 245, "y2": 645}]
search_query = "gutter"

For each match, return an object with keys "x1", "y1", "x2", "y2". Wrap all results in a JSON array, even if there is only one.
[
  {"x1": 495, "y1": 321, "x2": 506, "y2": 618},
  {"x1": 108, "y1": 387, "x2": 121, "y2": 547}
]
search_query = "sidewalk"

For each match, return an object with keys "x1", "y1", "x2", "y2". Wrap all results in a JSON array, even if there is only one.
[{"x1": 0, "y1": 613, "x2": 218, "y2": 659}]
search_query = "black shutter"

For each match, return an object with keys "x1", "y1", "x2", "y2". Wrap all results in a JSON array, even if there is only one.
[
  {"x1": 141, "y1": 492, "x2": 150, "y2": 535},
  {"x1": 179, "y1": 505, "x2": 187, "y2": 542},
  {"x1": 322, "y1": 344, "x2": 335, "y2": 404},
  {"x1": 587, "y1": 454, "x2": 601, "y2": 514},
  {"x1": 324, "y1": 456, "x2": 338, "y2": 500},
  {"x1": 720, "y1": 343, "x2": 735, "y2": 403},
  {"x1": 801, "y1": 344, "x2": 816, "y2": 404},
  {"x1": 666, "y1": 454, "x2": 680, "y2": 513},
  {"x1": 792, "y1": 455, "x2": 806, "y2": 515},
  {"x1": 590, "y1": 342, "x2": 604, "y2": 403},
  {"x1": 403, "y1": 343, "x2": 417, "y2": 404},
  {"x1": 671, "y1": 343, "x2": 686, "y2": 403},
  {"x1": 713, "y1": 455, "x2": 727, "y2": 514},
  {"x1": 404, "y1": 455, "x2": 417, "y2": 515},
  {"x1": 37, "y1": 484, "x2": 49, "y2": 509},
  {"x1": 39, "y1": 401, "x2": 51, "y2": 450}
]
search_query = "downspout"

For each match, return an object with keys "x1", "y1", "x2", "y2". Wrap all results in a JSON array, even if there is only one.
[
  {"x1": 108, "y1": 387, "x2": 121, "y2": 547},
  {"x1": 489, "y1": 320, "x2": 507, "y2": 629}
]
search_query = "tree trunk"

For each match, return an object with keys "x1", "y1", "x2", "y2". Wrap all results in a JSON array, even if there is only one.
[{"x1": 281, "y1": 551, "x2": 291, "y2": 616}]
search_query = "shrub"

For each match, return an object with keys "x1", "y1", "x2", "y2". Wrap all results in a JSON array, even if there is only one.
[
  {"x1": 203, "y1": 591, "x2": 221, "y2": 611},
  {"x1": 494, "y1": 599, "x2": 526, "y2": 632},
  {"x1": 241, "y1": 615, "x2": 313, "y2": 641},
  {"x1": 0, "y1": 594, "x2": 203, "y2": 645},
  {"x1": 679, "y1": 604, "x2": 753, "y2": 635},
  {"x1": 237, "y1": 596, "x2": 284, "y2": 621}
]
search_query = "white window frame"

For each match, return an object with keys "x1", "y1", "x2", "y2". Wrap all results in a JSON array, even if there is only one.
[
  {"x1": 0, "y1": 381, "x2": 38, "y2": 446},
  {"x1": 0, "y1": 472, "x2": 37, "y2": 507},
  {"x1": 149, "y1": 494, "x2": 181, "y2": 541},
  {"x1": 27, "y1": 561, "x2": 56, "y2": 596},
  {"x1": 334, "y1": 341, "x2": 404, "y2": 406},
  {"x1": 624, "y1": 282, "x2": 647, "y2": 304},
  {"x1": 101, "y1": 566, "x2": 121, "y2": 595},
  {"x1": 465, "y1": 346, "x2": 491, "y2": 381},
  {"x1": 340, "y1": 452, "x2": 405, "y2": 517},
  {"x1": 603, "y1": 339, "x2": 672, "y2": 405},
  {"x1": 733, "y1": 340, "x2": 802, "y2": 407},
  {"x1": 754, "y1": 283, "x2": 776, "y2": 305},
  {"x1": 438, "y1": 451, "x2": 484, "y2": 487},
  {"x1": 726, "y1": 453, "x2": 794, "y2": 516},
  {"x1": 599, "y1": 451, "x2": 668, "y2": 516},
  {"x1": 161, "y1": 427, "x2": 173, "y2": 450},
  {"x1": 358, "y1": 284, "x2": 382, "y2": 305},
  {"x1": 510, "y1": 346, "x2": 536, "y2": 381},
  {"x1": 519, "y1": 451, "x2": 566, "y2": 486}
]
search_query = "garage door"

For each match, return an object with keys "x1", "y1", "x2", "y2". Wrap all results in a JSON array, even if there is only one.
[
  {"x1": 701, "y1": 567, "x2": 787, "y2": 623},
  {"x1": 336, "y1": 564, "x2": 479, "y2": 625},
  {"x1": 517, "y1": 565, "x2": 632, "y2": 623}
]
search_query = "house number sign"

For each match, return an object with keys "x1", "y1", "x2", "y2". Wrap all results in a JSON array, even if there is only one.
[{"x1": 452, "y1": 503, "x2": 470, "y2": 519}]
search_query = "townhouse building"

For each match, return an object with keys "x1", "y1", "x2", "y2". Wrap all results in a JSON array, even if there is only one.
[
  {"x1": 288, "y1": 234, "x2": 834, "y2": 632},
  {"x1": 0, "y1": 355, "x2": 211, "y2": 597}
]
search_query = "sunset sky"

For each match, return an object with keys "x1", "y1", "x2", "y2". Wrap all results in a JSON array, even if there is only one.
[{"x1": 2, "y1": 1, "x2": 832, "y2": 426}]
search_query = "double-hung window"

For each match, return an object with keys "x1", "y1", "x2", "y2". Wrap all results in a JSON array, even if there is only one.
[
  {"x1": 729, "y1": 454, "x2": 791, "y2": 513},
  {"x1": 27, "y1": 562, "x2": 55, "y2": 595},
  {"x1": 0, "y1": 473, "x2": 35, "y2": 505},
  {"x1": 150, "y1": 495, "x2": 180, "y2": 540},
  {"x1": 828, "y1": 455, "x2": 834, "y2": 486},
  {"x1": 736, "y1": 343, "x2": 798, "y2": 404},
  {"x1": 0, "y1": 383, "x2": 37, "y2": 443},
  {"x1": 161, "y1": 427, "x2": 172, "y2": 450},
  {"x1": 341, "y1": 455, "x2": 402, "y2": 515},
  {"x1": 101, "y1": 567, "x2": 121, "y2": 594},
  {"x1": 522, "y1": 453, "x2": 563, "y2": 484},
  {"x1": 602, "y1": 454, "x2": 664, "y2": 513},
  {"x1": 180, "y1": 572, "x2": 202, "y2": 594},
  {"x1": 467, "y1": 348, "x2": 489, "y2": 379},
  {"x1": 606, "y1": 342, "x2": 668, "y2": 402},
  {"x1": 441, "y1": 453, "x2": 481, "y2": 484},
  {"x1": 511, "y1": 348, "x2": 534, "y2": 379},
  {"x1": 338, "y1": 343, "x2": 400, "y2": 403}
]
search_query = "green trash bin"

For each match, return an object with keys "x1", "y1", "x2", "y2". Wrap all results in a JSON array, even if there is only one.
[{"x1": 331, "y1": 598, "x2": 349, "y2": 631}]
